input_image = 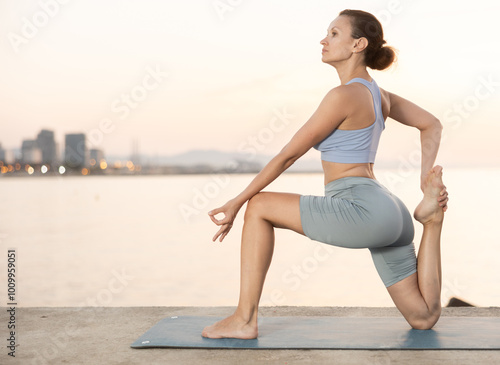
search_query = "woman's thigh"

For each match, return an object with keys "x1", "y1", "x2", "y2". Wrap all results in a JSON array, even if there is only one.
[
  {"x1": 246, "y1": 192, "x2": 305, "y2": 235},
  {"x1": 369, "y1": 243, "x2": 417, "y2": 287},
  {"x1": 386, "y1": 272, "x2": 439, "y2": 326}
]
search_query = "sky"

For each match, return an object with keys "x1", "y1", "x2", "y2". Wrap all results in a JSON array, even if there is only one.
[{"x1": 0, "y1": 0, "x2": 499, "y2": 167}]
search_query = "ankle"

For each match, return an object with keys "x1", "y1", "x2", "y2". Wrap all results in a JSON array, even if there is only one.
[
  {"x1": 234, "y1": 307, "x2": 258, "y2": 325},
  {"x1": 422, "y1": 218, "x2": 443, "y2": 229}
]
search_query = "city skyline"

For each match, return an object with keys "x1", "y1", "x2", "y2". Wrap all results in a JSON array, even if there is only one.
[
  {"x1": 0, "y1": 127, "x2": 271, "y2": 175},
  {"x1": 0, "y1": 128, "x2": 108, "y2": 175},
  {"x1": 1, "y1": 1, "x2": 499, "y2": 168},
  {"x1": 1, "y1": 128, "x2": 97, "y2": 166}
]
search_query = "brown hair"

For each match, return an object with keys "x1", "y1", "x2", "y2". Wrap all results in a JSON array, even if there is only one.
[{"x1": 339, "y1": 9, "x2": 396, "y2": 70}]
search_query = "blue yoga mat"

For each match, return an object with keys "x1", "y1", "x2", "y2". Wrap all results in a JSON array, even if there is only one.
[{"x1": 130, "y1": 316, "x2": 500, "y2": 350}]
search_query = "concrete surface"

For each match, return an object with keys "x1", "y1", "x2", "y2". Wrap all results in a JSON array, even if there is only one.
[{"x1": 2, "y1": 306, "x2": 500, "y2": 365}]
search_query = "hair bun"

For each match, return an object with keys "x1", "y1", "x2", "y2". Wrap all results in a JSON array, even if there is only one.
[{"x1": 368, "y1": 45, "x2": 396, "y2": 70}]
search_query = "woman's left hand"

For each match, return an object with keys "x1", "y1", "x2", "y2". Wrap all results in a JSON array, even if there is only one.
[
  {"x1": 421, "y1": 170, "x2": 449, "y2": 213},
  {"x1": 438, "y1": 186, "x2": 449, "y2": 212}
]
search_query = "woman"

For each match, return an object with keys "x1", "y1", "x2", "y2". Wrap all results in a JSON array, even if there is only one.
[{"x1": 202, "y1": 9, "x2": 449, "y2": 339}]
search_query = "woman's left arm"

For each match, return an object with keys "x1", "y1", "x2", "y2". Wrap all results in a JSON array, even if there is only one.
[
  {"x1": 419, "y1": 123, "x2": 443, "y2": 185},
  {"x1": 387, "y1": 91, "x2": 444, "y2": 191}
]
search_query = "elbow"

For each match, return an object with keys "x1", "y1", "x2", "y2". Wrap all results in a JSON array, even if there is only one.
[
  {"x1": 429, "y1": 117, "x2": 443, "y2": 131},
  {"x1": 420, "y1": 118, "x2": 443, "y2": 146},
  {"x1": 434, "y1": 118, "x2": 443, "y2": 131},
  {"x1": 433, "y1": 118, "x2": 443, "y2": 139},
  {"x1": 432, "y1": 118, "x2": 443, "y2": 138},
  {"x1": 419, "y1": 117, "x2": 442, "y2": 134},
  {"x1": 277, "y1": 146, "x2": 301, "y2": 169},
  {"x1": 419, "y1": 118, "x2": 442, "y2": 144},
  {"x1": 278, "y1": 152, "x2": 299, "y2": 169}
]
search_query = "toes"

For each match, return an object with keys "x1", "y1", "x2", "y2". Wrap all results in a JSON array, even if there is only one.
[{"x1": 201, "y1": 325, "x2": 212, "y2": 338}]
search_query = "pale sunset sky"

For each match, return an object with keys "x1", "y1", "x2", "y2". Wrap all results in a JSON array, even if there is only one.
[{"x1": 0, "y1": 0, "x2": 499, "y2": 166}]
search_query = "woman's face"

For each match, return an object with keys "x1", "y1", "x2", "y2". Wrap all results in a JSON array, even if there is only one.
[{"x1": 320, "y1": 16, "x2": 357, "y2": 65}]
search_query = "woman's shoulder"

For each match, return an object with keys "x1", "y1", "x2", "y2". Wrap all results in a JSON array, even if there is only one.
[
  {"x1": 320, "y1": 84, "x2": 358, "y2": 108},
  {"x1": 324, "y1": 83, "x2": 392, "y2": 113},
  {"x1": 378, "y1": 86, "x2": 391, "y2": 101},
  {"x1": 326, "y1": 82, "x2": 369, "y2": 104},
  {"x1": 378, "y1": 87, "x2": 392, "y2": 120}
]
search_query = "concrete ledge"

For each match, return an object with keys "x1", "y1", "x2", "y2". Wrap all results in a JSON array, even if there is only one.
[{"x1": 3, "y1": 306, "x2": 500, "y2": 365}]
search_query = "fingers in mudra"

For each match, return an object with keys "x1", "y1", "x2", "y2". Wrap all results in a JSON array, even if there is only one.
[
  {"x1": 209, "y1": 210, "x2": 225, "y2": 224},
  {"x1": 213, "y1": 223, "x2": 232, "y2": 242}
]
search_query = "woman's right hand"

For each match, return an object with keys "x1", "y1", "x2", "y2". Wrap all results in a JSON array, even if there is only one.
[{"x1": 208, "y1": 198, "x2": 243, "y2": 242}]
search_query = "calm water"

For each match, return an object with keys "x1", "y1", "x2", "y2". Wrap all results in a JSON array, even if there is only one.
[{"x1": 1, "y1": 168, "x2": 499, "y2": 307}]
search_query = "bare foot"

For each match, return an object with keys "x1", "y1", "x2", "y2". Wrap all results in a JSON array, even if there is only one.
[
  {"x1": 201, "y1": 314, "x2": 258, "y2": 339},
  {"x1": 414, "y1": 165, "x2": 446, "y2": 225}
]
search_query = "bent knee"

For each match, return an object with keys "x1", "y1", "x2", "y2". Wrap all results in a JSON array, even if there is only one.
[
  {"x1": 244, "y1": 192, "x2": 269, "y2": 220},
  {"x1": 408, "y1": 308, "x2": 441, "y2": 330}
]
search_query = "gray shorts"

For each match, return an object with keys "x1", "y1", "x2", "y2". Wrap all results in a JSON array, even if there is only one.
[{"x1": 300, "y1": 176, "x2": 417, "y2": 287}]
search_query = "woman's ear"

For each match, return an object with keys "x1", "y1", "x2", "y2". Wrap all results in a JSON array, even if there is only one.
[{"x1": 353, "y1": 37, "x2": 369, "y2": 53}]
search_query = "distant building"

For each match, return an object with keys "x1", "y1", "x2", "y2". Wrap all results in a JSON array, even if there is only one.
[
  {"x1": 21, "y1": 140, "x2": 42, "y2": 164},
  {"x1": 36, "y1": 129, "x2": 57, "y2": 165},
  {"x1": 130, "y1": 138, "x2": 141, "y2": 166},
  {"x1": 0, "y1": 143, "x2": 5, "y2": 162},
  {"x1": 89, "y1": 149, "x2": 104, "y2": 164},
  {"x1": 64, "y1": 133, "x2": 86, "y2": 168}
]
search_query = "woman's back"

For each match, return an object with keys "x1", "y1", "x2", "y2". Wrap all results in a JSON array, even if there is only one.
[{"x1": 318, "y1": 78, "x2": 392, "y2": 184}]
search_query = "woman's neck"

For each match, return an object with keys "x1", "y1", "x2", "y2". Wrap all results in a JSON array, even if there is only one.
[{"x1": 335, "y1": 64, "x2": 371, "y2": 85}]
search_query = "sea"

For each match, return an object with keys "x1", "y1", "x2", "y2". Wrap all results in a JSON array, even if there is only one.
[{"x1": 1, "y1": 168, "x2": 499, "y2": 308}]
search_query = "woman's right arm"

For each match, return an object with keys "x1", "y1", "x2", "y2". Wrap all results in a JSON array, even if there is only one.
[
  {"x1": 208, "y1": 86, "x2": 352, "y2": 242},
  {"x1": 387, "y1": 92, "x2": 443, "y2": 191}
]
